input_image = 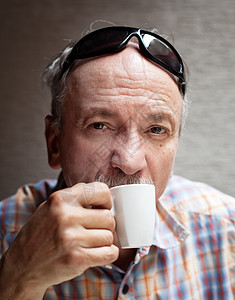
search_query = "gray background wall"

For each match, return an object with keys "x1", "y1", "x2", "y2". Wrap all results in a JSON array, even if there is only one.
[{"x1": 0, "y1": 0, "x2": 235, "y2": 199}]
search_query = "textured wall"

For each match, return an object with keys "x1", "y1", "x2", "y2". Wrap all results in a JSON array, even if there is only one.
[{"x1": 0, "y1": 0, "x2": 235, "y2": 199}]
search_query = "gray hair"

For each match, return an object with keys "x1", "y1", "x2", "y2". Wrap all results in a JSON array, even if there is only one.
[
  {"x1": 42, "y1": 44, "x2": 74, "y2": 130},
  {"x1": 42, "y1": 30, "x2": 189, "y2": 132}
]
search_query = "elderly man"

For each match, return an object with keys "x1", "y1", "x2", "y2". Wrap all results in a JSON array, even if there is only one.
[{"x1": 0, "y1": 26, "x2": 234, "y2": 299}]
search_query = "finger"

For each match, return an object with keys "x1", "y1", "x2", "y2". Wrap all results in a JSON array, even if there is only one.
[
  {"x1": 58, "y1": 244, "x2": 119, "y2": 276},
  {"x1": 84, "y1": 229, "x2": 114, "y2": 248},
  {"x1": 77, "y1": 208, "x2": 115, "y2": 231},
  {"x1": 81, "y1": 245, "x2": 119, "y2": 268},
  {"x1": 69, "y1": 228, "x2": 115, "y2": 248},
  {"x1": 58, "y1": 182, "x2": 112, "y2": 209},
  {"x1": 52, "y1": 204, "x2": 115, "y2": 232}
]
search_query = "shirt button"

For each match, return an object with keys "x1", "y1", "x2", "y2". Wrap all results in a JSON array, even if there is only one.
[{"x1": 122, "y1": 284, "x2": 129, "y2": 294}]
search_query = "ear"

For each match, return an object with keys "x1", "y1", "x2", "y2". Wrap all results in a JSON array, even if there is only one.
[{"x1": 45, "y1": 115, "x2": 61, "y2": 169}]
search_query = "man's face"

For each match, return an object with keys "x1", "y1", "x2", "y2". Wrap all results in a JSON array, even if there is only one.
[{"x1": 48, "y1": 46, "x2": 182, "y2": 199}]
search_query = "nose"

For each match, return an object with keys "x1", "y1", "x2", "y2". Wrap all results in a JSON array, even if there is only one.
[{"x1": 110, "y1": 130, "x2": 147, "y2": 175}]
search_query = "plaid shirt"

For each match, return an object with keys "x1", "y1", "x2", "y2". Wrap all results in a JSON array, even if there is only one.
[{"x1": 0, "y1": 175, "x2": 234, "y2": 299}]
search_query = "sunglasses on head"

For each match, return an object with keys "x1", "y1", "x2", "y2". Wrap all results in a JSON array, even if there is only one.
[{"x1": 61, "y1": 26, "x2": 186, "y2": 95}]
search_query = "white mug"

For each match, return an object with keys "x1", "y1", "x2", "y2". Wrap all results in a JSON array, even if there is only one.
[{"x1": 110, "y1": 184, "x2": 156, "y2": 249}]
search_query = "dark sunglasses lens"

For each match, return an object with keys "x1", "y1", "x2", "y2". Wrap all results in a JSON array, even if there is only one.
[
  {"x1": 143, "y1": 34, "x2": 181, "y2": 73},
  {"x1": 77, "y1": 29, "x2": 130, "y2": 56}
]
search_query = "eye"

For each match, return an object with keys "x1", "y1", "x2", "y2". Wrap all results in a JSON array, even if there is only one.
[
  {"x1": 91, "y1": 122, "x2": 107, "y2": 130},
  {"x1": 149, "y1": 126, "x2": 167, "y2": 135}
]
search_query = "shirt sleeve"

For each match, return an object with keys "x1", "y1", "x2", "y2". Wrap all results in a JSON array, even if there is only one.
[{"x1": 0, "y1": 179, "x2": 57, "y2": 257}]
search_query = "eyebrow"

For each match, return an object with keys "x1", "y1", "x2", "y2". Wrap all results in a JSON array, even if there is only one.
[
  {"x1": 84, "y1": 109, "x2": 115, "y2": 119},
  {"x1": 75, "y1": 108, "x2": 116, "y2": 125},
  {"x1": 147, "y1": 113, "x2": 176, "y2": 132}
]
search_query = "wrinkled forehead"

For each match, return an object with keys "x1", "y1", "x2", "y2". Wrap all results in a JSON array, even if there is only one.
[
  {"x1": 62, "y1": 46, "x2": 183, "y2": 134},
  {"x1": 66, "y1": 45, "x2": 181, "y2": 96}
]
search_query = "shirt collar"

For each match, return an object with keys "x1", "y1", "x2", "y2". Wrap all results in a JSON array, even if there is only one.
[{"x1": 152, "y1": 199, "x2": 190, "y2": 249}]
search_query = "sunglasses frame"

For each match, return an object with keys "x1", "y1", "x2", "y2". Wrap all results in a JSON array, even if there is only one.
[{"x1": 61, "y1": 26, "x2": 186, "y2": 95}]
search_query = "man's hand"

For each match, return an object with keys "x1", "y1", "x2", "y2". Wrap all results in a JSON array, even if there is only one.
[{"x1": 0, "y1": 182, "x2": 119, "y2": 299}]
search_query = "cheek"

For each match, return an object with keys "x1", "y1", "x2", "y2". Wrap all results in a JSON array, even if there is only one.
[
  {"x1": 58, "y1": 136, "x2": 112, "y2": 185},
  {"x1": 148, "y1": 143, "x2": 178, "y2": 198}
]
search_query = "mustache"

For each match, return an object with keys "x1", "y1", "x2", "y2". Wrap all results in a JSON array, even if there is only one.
[{"x1": 95, "y1": 172, "x2": 154, "y2": 188}]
